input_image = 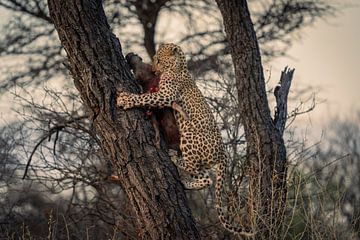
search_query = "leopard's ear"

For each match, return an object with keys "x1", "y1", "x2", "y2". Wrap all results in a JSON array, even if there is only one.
[{"x1": 170, "y1": 44, "x2": 181, "y2": 55}]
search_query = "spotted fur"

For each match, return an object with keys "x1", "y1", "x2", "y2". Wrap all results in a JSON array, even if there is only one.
[{"x1": 117, "y1": 43, "x2": 254, "y2": 236}]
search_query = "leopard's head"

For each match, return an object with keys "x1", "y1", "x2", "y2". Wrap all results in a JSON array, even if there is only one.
[{"x1": 152, "y1": 43, "x2": 187, "y2": 75}]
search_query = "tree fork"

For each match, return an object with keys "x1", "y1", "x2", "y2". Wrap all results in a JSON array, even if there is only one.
[{"x1": 47, "y1": 0, "x2": 199, "y2": 239}]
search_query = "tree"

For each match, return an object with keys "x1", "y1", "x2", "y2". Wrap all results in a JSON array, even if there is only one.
[
  {"x1": 46, "y1": 1, "x2": 199, "y2": 239},
  {"x1": 216, "y1": 1, "x2": 291, "y2": 238}
]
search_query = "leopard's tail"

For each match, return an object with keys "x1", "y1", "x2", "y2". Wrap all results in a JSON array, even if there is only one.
[{"x1": 215, "y1": 160, "x2": 255, "y2": 237}]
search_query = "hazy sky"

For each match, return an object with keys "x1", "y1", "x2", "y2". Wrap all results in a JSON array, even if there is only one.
[
  {"x1": 270, "y1": 4, "x2": 360, "y2": 130},
  {"x1": 0, "y1": 3, "x2": 359, "y2": 133}
]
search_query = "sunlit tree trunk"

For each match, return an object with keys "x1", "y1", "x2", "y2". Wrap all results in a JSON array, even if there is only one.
[
  {"x1": 216, "y1": 1, "x2": 288, "y2": 238},
  {"x1": 47, "y1": 0, "x2": 199, "y2": 239}
]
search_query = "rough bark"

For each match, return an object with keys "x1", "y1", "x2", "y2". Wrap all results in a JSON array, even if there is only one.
[
  {"x1": 47, "y1": 1, "x2": 199, "y2": 239},
  {"x1": 216, "y1": 1, "x2": 288, "y2": 238}
]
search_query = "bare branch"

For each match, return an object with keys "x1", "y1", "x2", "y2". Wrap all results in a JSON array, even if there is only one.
[
  {"x1": 22, "y1": 115, "x2": 88, "y2": 179},
  {"x1": 274, "y1": 67, "x2": 295, "y2": 135}
]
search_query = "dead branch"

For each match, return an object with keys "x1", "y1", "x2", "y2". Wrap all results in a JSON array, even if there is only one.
[{"x1": 274, "y1": 67, "x2": 295, "y2": 135}]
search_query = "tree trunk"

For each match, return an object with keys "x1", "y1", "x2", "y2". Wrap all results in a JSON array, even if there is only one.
[
  {"x1": 47, "y1": 1, "x2": 199, "y2": 239},
  {"x1": 132, "y1": 0, "x2": 169, "y2": 58},
  {"x1": 216, "y1": 1, "x2": 288, "y2": 238}
]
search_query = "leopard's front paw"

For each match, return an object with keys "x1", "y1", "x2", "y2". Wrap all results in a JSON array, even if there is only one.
[{"x1": 117, "y1": 92, "x2": 134, "y2": 109}]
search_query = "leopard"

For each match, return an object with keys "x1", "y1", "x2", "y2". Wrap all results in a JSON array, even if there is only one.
[{"x1": 117, "y1": 43, "x2": 254, "y2": 237}]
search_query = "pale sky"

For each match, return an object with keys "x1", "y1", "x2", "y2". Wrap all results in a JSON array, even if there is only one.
[
  {"x1": 270, "y1": 4, "x2": 360, "y2": 131},
  {"x1": 0, "y1": 3, "x2": 359, "y2": 134}
]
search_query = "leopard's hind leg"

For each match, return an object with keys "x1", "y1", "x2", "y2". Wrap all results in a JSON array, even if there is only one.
[{"x1": 168, "y1": 149, "x2": 212, "y2": 190}]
